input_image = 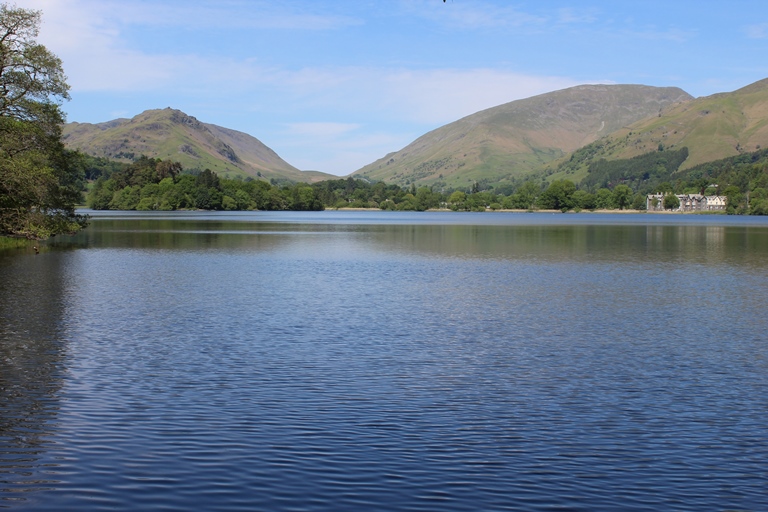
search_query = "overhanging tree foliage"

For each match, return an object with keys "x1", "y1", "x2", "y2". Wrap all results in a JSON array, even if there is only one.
[{"x1": 0, "y1": 3, "x2": 86, "y2": 239}]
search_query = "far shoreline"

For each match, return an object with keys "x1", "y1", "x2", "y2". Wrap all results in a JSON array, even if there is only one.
[{"x1": 330, "y1": 207, "x2": 726, "y2": 215}]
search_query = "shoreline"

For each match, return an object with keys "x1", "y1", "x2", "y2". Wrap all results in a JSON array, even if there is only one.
[{"x1": 331, "y1": 207, "x2": 725, "y2": 215}]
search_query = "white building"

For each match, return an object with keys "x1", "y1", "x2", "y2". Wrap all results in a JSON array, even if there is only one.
[{"x1": 646, "y1": 193, "x2": 727, "y2": 212}]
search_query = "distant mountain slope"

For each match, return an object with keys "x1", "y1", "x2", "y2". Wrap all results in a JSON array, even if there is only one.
[
  {"x1": 62, "y1": 108, "x2": 333, "y2": 183},
  {"x1": 353, "y1": 84, "x2": 692, "y2": 188},
  {"x1": 552, "y1": 78, "x2": 768, "y2": 180}
]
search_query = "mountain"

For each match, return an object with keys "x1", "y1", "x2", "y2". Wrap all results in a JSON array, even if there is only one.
[
  {"x1": 352, "y1": 84, "x2": 692, "y2": 188},
  {"x1": 62, "y1": 108, "x2": 333, "y2": 183},
  {"x1": 549, "y1": 78, "x2": 768, "y2": 181}
]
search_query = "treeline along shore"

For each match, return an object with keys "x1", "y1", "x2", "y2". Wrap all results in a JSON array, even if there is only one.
[{"x1": 85, "y1": 148, "x2": 768, "y2": 215}]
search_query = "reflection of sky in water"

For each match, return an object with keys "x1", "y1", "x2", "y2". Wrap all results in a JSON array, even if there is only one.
[
  {"x1": 2, "y1": 212, "x2": 768, "y2": 510},
  {"x1": 54, "y1": 211, "x2": 768, "y2": 269}
]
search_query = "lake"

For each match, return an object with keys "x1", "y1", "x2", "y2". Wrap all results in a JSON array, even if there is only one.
[{"x1": 2, "y1": 211, "x2": 768, "y2": 511}]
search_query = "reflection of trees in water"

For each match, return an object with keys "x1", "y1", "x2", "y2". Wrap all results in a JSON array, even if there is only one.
[
  {"x1": 368, "y1": 224, "x2": 768, "y2": 267},
  {"x1": 54, "y1": 216, "x2": 768, "y2": 267},
  {"x1": 0, "y1": 251, "x2": 68, "y2": 499},
  {"x1": 50, "y1": 218, "x2": 302, "y2": 252}
]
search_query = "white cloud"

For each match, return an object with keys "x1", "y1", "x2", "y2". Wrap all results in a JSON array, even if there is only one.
[
  {"x1": 27, "y1": 0, "x2": 172, "y2": 90},
  {"x1": 746, "y1": 23, "x2": 768, "y2": 39},
  {"x1": 557, "y1": 8, "x2": 598, "y2": 25},
  {"x1": 27, "y1": 0, "x2": 361, "y2": 92},
  {"x1": 30, "y1": 0, "x2": 360, "y2": 33},
  {"x1": 28, "y1": 0, "x2": 580, "y2": 116},
  {"x1": 377, "y1": 68, "x2": 580, "y2": 124},
  {"x1": 402, "y1": 0, "x2": 547, "y2": 30},
  {"x1": 283, "y1": 122, "x2": 362, "y2": 138},
  {"x1": 23, "y1": 0, "x2": 599, "y2": 176},
  {"x1": 276, "y1": 130, "x2": 413, "y2": 175},
  {"x1": 268, "y1": 66, "x2": 581, "y2": 126},
  {"x1": 624, "y1": 27, "x2": 695, "y2": 43},
  {"x1": 270, "y1": 69, "x2": 583, "y2": 174}
]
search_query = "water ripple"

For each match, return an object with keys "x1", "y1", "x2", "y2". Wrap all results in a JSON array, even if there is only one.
[{"x1": 2, "y1": 216, "x2": 768, "y2": 510}]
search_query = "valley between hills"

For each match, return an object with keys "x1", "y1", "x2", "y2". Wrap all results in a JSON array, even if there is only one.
[{"x1": 64, "y1": 77, "x2": 768, "y2": 215}]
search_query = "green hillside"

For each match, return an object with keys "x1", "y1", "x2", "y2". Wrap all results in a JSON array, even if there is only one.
[
  {"x1": 550, "y1": 78, "x2": 768, "y2": 182},
  {"x1": 62, "y1": 108, "x2": 333, "y2": 183},
  {"x1": 352, "y1": 84, "x2": 692, "y2": 189}
]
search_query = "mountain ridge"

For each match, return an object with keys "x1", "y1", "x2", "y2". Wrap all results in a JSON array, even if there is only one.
[
  {"x1": 352, "y1": 84, "x2": 693, "y2": 188},
  {"x1": 62, "y1": 108, "x2": 334, "y2": 183},
  {"x1": 548, "y1": 77, "x2": 768, "y2": 182},
  {"x1": 63, "y1": 78, "x2": 768, "y2": 190}
]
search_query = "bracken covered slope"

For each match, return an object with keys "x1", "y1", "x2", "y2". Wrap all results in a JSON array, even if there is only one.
[
  {"x1": 549, "y1": 78, "x2": 768, "y2": 181},
  {"x1": 62, "y1": 108, "x2": 333, "y2": 182},
  {"x1": 352, "y1": 84, "x2": 692, "y2": 188}
]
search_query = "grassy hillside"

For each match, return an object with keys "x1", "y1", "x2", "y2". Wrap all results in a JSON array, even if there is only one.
[
  {"x1": 550, "y1": 78, "x2": 768, "y2": 182},
  {"x1": 353, "y1": 84, "x2": 692, "y2": 189},
  {"x1": 63, "y1": 108, "x2": 334, "y2": 183}
]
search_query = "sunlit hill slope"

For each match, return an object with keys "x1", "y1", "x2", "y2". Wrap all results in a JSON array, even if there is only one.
[
  {"x1": 551, "y1": 78, "x2": 768, "y2": 181},
  {"x1": 62, "y1": 108, "x2": 333, "y2": 183},
  {"x1": 352, "y1": 84, "x2": 692, "y2": 188}
]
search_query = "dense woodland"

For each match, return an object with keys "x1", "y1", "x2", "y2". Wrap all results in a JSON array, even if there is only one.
[{"x1": 85, "y1": 146, "x2": 768, "y2": 215}]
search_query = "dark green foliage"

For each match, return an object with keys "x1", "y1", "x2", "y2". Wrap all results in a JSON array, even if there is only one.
[
  {"x1": 631, "y1": 193, "x2": 647, "y2": 210},
  {"x1": 581, "y1": 147, "x2": 689, "y2": 192},
  {"x1": 538, "y1": 180, "x2": 576, "y2": 210},
  {"x1": 663, "y1": 194, "x2": 680, "y2": 210},
  {"x1": 612, "y1": 184, "x2": 633, "y2": 210},
  {"x1": 679, "y1": 148, "x2": 768, "y2": 214},
  {"x1": 86, "y1": 144, "x2": 768, "y2": 215},
  {"x1": 88, "y1": 159, "x2": 326, "y2": 212},
  {"x1": 540, "y1": 145, "x2": 768, "y2": 214},
  {"x1": 571, "y1": 189, "x2": 596, "y2": 210},
  {"x1": 80, "y1": 154, "x2": 127, "y2": 180},
  {"x1": 0, "y1": 4, "x2": 87, "y2": 238},
  {"x1": 503, "y1": 181, "x2": 541, "y2": 210}
]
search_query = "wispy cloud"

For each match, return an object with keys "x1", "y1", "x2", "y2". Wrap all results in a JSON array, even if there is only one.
[
  {"x1": 283, "y1": 122, "x2": 362, "y2": 138},
  {"x1": 268, "y1": 68, "x2": 583, "y2": 173},
  {"x1": 110, "y1": 1, "x2": 362, "y2": 31},
  {"x1": 377, "y1": 68, "x2": 580, "y2": 124},
  {"x1": 244, "y1": 66, "x2": 581, "y2": 127},
  {"x1": 623, "y1": 26, "x2": 695, "y2": 43},
  {"x1": 23, "y1": 0, "x2": 615, "y2": 175},
  {"x1": 556, "y1": 8, "x2": 598, "y2": 25},
  {"x1": 275, "y1": 123, "x2": 411, "y2": 174},
  {"x1": 402, "y1": 1, "x2": 606, "y2": 31},
  {"x1": 746, "y1": 23, "x2": 768, "y2": 39},
  {"x1": 401, "y1": 0, "x2": 547, "y2": 30},
  {"x1": 32, "y1": 0, "x2": 360, "y2": 33}
]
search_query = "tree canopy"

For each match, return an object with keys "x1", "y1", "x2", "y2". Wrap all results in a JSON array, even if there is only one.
[{"x1": 0, "y1": 3, "x2": 86, "y2": 239}]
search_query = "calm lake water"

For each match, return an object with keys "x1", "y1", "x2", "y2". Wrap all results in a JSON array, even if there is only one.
[{"x1": 2, "y1": 211, "x2": 768, "y2": 511}]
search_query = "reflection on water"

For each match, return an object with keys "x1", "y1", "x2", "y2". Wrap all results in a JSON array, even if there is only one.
[
  {"x1": 0, "y1": 251, "x2": 68, "y2": 499},
  {"x1": 2, "y1": 211, "x2": 768, "y2": 511},
  {"x1": 50, "y1": 212, "x2": 768, "y2": 269}
]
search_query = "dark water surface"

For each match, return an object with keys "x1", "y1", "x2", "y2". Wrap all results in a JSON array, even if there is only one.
[{"x1": 2, "y1": 211, "x2": 768, "y2": 511}]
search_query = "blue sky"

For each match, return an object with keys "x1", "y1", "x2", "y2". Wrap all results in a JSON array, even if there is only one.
[{"x1": 29, "y1": 0, "x2": 768, "y2": 175}]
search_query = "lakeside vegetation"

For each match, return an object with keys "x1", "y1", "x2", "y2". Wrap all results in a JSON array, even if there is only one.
[
  {"x1": 0, "y1": 5, "x2": 87, "y2": 239},
  {"x1": 4, "y1": 3, "x2": 768, "y2": 244},
  {"x1": 84, "y1": 146, "x2": 768, "y2": 215}
]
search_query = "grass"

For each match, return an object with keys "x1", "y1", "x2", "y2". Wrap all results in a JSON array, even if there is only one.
[{"x1": 0, "y1": 236, "x2": 36, "y2": 251}]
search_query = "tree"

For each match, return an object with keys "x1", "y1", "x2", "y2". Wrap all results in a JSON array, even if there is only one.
[
  {"x1": 594, "y1": 188, "x2": 615, "y2": 209},
  {"x1": 538, "y1": 179, "x2": 576, "y2": 211},
  {"x1": 448, "y1": 190, "x2": 466, "y2": 210},
  {"x1": 0, "y1": 4, "x2": 86, "y2": 238},
  {"x1": 612, "y1": 184, "x2": 633, "y2": 210},
  {"x1": 506, "y1": 181, "x2": 540, "y2": 210},
  {"x1": 631, "y1": 192, "x2": 647, "y2": 210},
  {"x1": 663, "y1": 193, "x2": 680, "y2": 210},
  {"x1": 571, "y1": 189, "x2": 595, "y2": 210},
  {"x1": 414, "y1": 186, "x2": 440, "y2": 210}
]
